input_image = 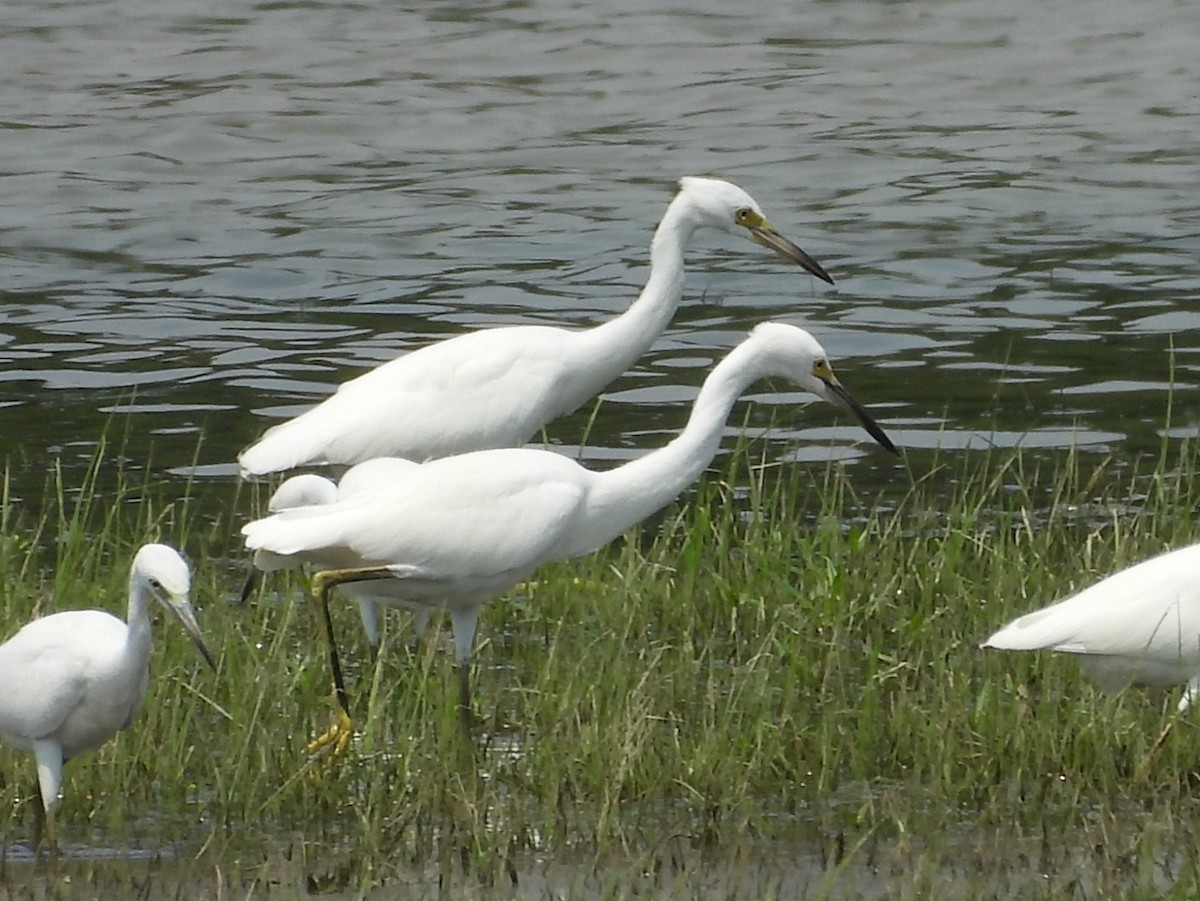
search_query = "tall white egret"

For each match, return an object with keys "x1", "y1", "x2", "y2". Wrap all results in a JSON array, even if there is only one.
[
  {"x1": 241, "y1": 322, "x2": 896, "y2": 754},
  {"x1": 0, "y1": 544, "x2": 215, "y2": 863},
  {"x1": 237, "y1": 177, "x2": 834, "y2": 475}
]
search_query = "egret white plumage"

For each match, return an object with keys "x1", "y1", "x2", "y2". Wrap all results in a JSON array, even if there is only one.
[
  {"x1": 264, "y1": 472, "x2": 339, "y2": 510},
  {"x1": 248, "y1": 459, "x2": 429, "y2": 646},
  {"x1": 241, "y1": 322, "x2": 896, "y2": 754},
  {"x1": 982, "y1": 543, "x2": 1200, "y2": 712},
  {"x1": 236, "y1": 473, "x2": 339, "y2": 604},
  {"x1": 0, "y1": 544, "x2": 215, "y2": 863},
  {"x1": 237, "y1": 177, "x2": 834, "y2": 475}
]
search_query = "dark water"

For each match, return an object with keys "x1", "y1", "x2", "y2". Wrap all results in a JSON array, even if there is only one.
[{"x1": 2, "y1": 0, "x2": 1199, "y2": 504}]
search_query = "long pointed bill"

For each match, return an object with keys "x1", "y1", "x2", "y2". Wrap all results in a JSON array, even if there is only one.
[
  {"x1": 822, "y1": 379, "x2": 898, "y2": 454},
  {"x1": 238, "y1": 566, "x2": 260, "y2": 605},
  {"x1": 750, "y1": 225, "x2": 834, "y2": 285},
  {"x1": 168, "y1": 597, "x2": 218, "y2": 671}
]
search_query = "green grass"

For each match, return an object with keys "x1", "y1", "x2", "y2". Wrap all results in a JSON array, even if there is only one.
[{"x1": 4, "y1": 437, "x2": 1200, "y2": 898}]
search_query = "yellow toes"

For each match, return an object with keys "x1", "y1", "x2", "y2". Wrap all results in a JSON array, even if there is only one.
[{"x1": 306, "y1": 706, "x2": 353, "y2": 766}]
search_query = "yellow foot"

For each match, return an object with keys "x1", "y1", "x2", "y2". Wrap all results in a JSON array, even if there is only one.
[{"x1": 307, "y1": 707, "x2": 353, "y2": 765}]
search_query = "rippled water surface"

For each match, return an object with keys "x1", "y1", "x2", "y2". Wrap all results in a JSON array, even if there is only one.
[{"x1": 2, "y1": 0, "x2": 1199, "y2": 500}]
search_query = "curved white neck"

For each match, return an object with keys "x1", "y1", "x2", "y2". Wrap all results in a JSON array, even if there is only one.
[
  {"x1": 569, "y1": 195, "x2": 699, "y2": 368},
  {"x1": 570, "y1": 336, "x2": 774, "y2": 551},
  {"x1": 126, "y1": 573, "x2": 154, "y2": 652}
]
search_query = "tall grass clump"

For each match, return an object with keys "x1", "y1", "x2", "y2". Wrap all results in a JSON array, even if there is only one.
[{"x1": 6, "y1": 435, "x2": 1200, "y2": 897}]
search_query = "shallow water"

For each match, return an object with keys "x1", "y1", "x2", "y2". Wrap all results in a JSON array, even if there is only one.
[{"x1": 2, "y1": 0, "x2": 1198, "y2": 504}]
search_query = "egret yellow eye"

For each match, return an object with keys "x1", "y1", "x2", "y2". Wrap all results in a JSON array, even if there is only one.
[{"x1": 735, "y1": 207, "x2": 753, "y2": 225}]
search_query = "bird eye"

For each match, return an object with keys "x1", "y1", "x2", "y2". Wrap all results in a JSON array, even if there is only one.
[
  {"x1": 735, "y1": 207, "x2": 753, "y2": 224},
  {"x1": 149, "y1": 578, "x2": 162, "y2": 590},
  {"x1": 813, "y1": 359, "x2": 831, "y2": 376}
]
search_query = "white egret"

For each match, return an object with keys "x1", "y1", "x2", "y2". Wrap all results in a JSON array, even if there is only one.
[
  {"x1": 983, "y1": 542, "x2": 1200, "y2": 769},
  {"x1": 982, "y1": 543, "x2": 1200, "y2": 711},
  {"x1": 247, "y1": 459, "x2": 429, "y2": 646},
  {"x1": 238, "y1": 177, "x2": 834, "y2": 475},
  {"x1": 241, "y1": 322, "x2": 896, "y2": 753},
  {"x1": 0, "y1": 544, "x2": 215, "y2": 863}
]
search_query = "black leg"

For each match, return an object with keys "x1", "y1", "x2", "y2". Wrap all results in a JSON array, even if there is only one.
[
  {"x1": 306, "y1": 566, "x2": 409, "y2": 761},
  {"x1": 457, "y1": 663, "x2": 473, "y2": 735}
]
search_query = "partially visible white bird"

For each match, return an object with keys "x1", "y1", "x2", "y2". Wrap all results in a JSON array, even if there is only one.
[
  {"x1": 241, "y1": 322, "x2": 896, "y2": 751},
  {"x1": 982, "y1": 543, "x2": 1200, "y2": 714},
  {"x1": 0, "y1": 544, "x2": 215, "y2": 863},
  {"x1": 238, "y1": 177, "x2": 834, "y2": 475},
  {"x1": 248, "y1": 459, "x2": 428, "y2": 647}
]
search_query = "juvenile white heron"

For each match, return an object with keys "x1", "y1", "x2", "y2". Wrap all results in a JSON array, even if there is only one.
[
  {"x1": 0, "y1": 544, "x2": 215, "y2": 863},
  {"x1": 237, "y1": 177, "x2": 834, "y2": 475},
  {"x1": 241, "y1": 322, "x2": 896, "y2": 754}
]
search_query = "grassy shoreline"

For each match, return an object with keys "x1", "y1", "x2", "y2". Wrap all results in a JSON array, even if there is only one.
[{"x1": 2, "y1": 438, "x2": 1200, "y2": 898}]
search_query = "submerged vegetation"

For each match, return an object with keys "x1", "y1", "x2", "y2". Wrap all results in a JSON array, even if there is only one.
[{"x1": 3, "y1": 436, "x2": 1200, "y2": 898}]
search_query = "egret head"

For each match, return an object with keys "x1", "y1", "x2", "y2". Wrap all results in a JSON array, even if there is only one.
[
  {"x1": 677, "y1": 177, "x2": 834, "y2": 285},
  {"x1": 749, "y1": 322, "x2": 897, "y2": 454},
  {"x1": 133, "y1": 544, "x2": 217, "y2": 671}
]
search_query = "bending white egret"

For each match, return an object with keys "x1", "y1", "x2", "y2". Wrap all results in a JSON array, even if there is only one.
[
  {"x1": 0, "y1": 544, "x2": 215, "y2": 863},
  {"x1": 982, "y1": 543, "x2": 1200, "y2": 712},
  {"x1": 238, "y1": 177, "x2": 834, "y2": 475},
  {"x1": 241, "y1": 322, "x2": 896, "y2": 753},
  {"x1": 982, "y1": 542, "x2": 1200, "y2": 770}
]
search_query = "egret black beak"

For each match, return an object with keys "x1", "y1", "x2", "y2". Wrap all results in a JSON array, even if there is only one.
[
  {"x1": 238, "y1": 567, "x2": 260, "y2": 605},
  {"x1": 168, "y1": 596, "x2": 218, "y2": 671},
  {"x1": 822, "y1": 378, "x2": 897, "y2": 454},
  {"x1": 750, "y1": 225, "x2": 834, "y2": 285}
]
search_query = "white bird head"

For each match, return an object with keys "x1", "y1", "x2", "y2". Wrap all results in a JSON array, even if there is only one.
[
  {"x1": 746, "y1": 322, "x2": 897, "y2": 454},
  {"x1": 132, "y1": 543, "x2": 216, "y2": 671},
  {"x1": 676, "y1": 176, "x2": 834, "y2": 285},
  {"x1": 268, "y1": 474, "x2": 338, "y2": 512}
]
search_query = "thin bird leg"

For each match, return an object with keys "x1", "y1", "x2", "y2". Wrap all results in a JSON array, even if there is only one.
[
  {"x1": 29, "y1": 781, "x2": 46, "y2": 858},
  {"x1": 457, "y1": 664, "x2": 473, "y2": 735},
  {"x1": 306, "y1": 566, "x2": 405, "y2": 762},
  {"x1": 32, "y1": 742, "x2": 62, "y2": 869},
  {"x1": 410, "y1": 607, "x2": 432, "y2": 655},
  {"x1": 449, "y1": 607, "x2": 481, "y2": 737},
  {"x1": 45, "y1": 807, "x2": 58, "y2": 871}
]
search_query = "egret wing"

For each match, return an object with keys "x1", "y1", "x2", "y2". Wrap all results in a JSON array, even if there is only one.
[
  {"x1": 986, "y1": 545, "x2": 1200, "y2": 660},
  {"x1": 0, "y1": 612, "x2": 122, "y2": 740},
  {"x1": 242, "y1": 447, "x2": 590, "y2": 581},
  {"x1": 238, "y1": 327, "x2": 576, "y2": 472}
]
